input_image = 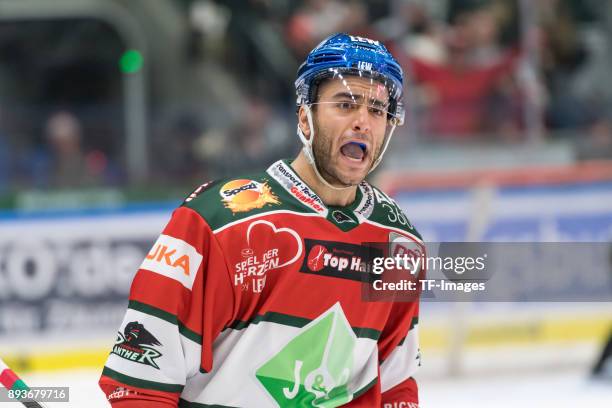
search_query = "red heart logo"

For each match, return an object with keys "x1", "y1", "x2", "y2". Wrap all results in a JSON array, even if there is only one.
[{"x1": 245, "y1": 220, "x2": 303, "y2": 269}]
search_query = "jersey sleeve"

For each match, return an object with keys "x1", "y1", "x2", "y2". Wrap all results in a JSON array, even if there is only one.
[
  {"x1": 378, "y1": 301, "x2": 421, "y2": 407},
  {"x1": 99, "y1": 206, "x2": 235, "y2": 406}
]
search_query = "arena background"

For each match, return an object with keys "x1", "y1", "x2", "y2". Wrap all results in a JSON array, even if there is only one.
[{"x1": 0, "y1": 0, "x2": 611, "y2": 406}]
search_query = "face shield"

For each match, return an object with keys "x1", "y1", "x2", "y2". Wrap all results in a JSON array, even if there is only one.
[{"x1": 299, "y1": 67, "x2": 405, "y2": 126}]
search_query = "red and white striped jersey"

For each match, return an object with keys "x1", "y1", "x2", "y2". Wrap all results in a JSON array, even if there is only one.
[{"x1": 100, "y1": 159, "x2": 424, "y2": 407}]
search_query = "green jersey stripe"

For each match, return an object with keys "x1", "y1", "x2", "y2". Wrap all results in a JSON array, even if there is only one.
[
  {"x1": 398, "y1": 316, "x2": 420, "y2": 346},
  {"x1": 226, "y1": 311, "x2": 310, "y2": 330},
  {"x1": 102, "y1": 366, "x2": 184, "y2": 393},
  {"x1": 225, "y1": 311, "x2": 381, "y2": 339},
  {"x1": 352, "y1": 326, "x2": 381, "y2": 340},
  {"x1": 128, "y1": 300, "x2": 203, "y2": 345},
  {"x1": 179, "y1": 324, "x2": 203, "y2": 345},
  {"x1": 128, "y1": 300, "x2": 177, "y2": 324},
  {"x1": 352, "y1": 376, "x2": 378, "y2": 400}
]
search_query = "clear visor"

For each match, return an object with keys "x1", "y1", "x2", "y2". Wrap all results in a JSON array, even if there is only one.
[{"x1": 309, "y1": 68, "x2": 405, "y2": 126}]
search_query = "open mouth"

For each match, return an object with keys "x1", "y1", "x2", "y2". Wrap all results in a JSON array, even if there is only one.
[{"x1": 340, "y1": 141, "x2": 367, "y2": 162}]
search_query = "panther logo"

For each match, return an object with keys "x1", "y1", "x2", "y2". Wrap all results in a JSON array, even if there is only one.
[
  {"x1": 124, "y1": 321, "x2": 162, "y2": 348},
  {"x1": 112, "y1": 321, "x2": 164, "y2": 369}
]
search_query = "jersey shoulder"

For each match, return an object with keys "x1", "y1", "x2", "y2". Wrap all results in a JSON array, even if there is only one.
[
  {"x1": 366, "y1": 183, "x2": 423, "y2": 241},
  {"x1": 180, "y1": 170, "x2": 297, "y2": 231}
]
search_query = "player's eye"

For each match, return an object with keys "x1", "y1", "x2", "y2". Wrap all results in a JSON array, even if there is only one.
[
  {"x1": 368, "y1": 106, "x2": 385, "y2": 117},
  {"x1": 337, "y1": 101, "x2": 357, "y2": 110}
]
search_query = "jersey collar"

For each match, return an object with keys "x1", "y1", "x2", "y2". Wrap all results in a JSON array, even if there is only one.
[{"x1": 266, "y1": 159, "x2": 375, "y2": 223}]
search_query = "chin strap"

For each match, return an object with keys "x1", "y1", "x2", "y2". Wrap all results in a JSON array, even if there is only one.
[
  {"x1": 298, "y1": 105, "x2": 354, "y2": 191},
  {"x1": 369, "y1": 121, "x2": 397, "y2": 173},
  {"x1": 297, "y1": 105, "x2": 398, "y2": 189}
]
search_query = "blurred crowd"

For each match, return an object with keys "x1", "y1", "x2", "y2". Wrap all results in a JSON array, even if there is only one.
[{"x1": 0, "y1": 0, "x2": 611, "y2": 193}]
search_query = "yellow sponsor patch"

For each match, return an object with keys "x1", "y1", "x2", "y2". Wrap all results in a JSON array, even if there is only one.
[{"x1": 220, "y1": 179, "x2": 280, "y2": 213}]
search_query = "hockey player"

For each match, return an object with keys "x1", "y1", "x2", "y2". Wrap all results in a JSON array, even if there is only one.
[{"x1": 100, "y1": 33, "x2": 424, "y2": 407}]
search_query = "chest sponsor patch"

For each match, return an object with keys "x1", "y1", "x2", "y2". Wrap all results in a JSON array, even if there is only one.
[
  {"x1": 220, "y1": 179, "x2": 280, "y2": 213},
  {"x1": 300, "y1": 239, "x2": 383, "y2": 282},
  {"x1": 140, "y1": 234, "x2": 202, "y2": 290},
  {"x1": 233, "y1": 220, "x2": 303, "y2": 293},
  {"x1": 353, "y1": 182, "x2": 375, "y2": 220},
  {"x1": 267, "y1": 160, "x2": 328, "y2": 216},
  {"x1": 256, "y1": 303, "x2": 357, "y2": 407},
  {"x1": 389, "y1": 232, "x2": 425, "y2": 269}
]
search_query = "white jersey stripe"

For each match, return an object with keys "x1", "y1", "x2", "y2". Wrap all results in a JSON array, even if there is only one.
[
  {"x1": 212, "y1": 209, "x2": 322, "y2": 234},
  {"x1": 380, "y1": 324, "x2": 420, "y2": 393}
]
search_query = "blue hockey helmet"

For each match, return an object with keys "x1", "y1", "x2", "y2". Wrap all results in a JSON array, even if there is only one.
[{"x1": 295, "y1": 33, "x2": 405, "y2": 125}]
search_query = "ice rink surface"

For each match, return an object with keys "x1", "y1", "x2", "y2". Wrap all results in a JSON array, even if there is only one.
[{"x1": 3, "y1": 366, "x2": 611, "y2": 407}]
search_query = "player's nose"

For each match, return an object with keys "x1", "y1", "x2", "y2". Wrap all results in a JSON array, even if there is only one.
[{"x1": 351, "y1": 104, "x2": 372, "y2": 134}]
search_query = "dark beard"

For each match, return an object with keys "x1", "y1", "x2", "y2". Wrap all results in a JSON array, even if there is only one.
[
  {"x1": 312, "y1": 122, "x2": 348, "y2": 186},
  {"x1": 311, "y1": 121, "x2": 382, "y2": 187}
]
